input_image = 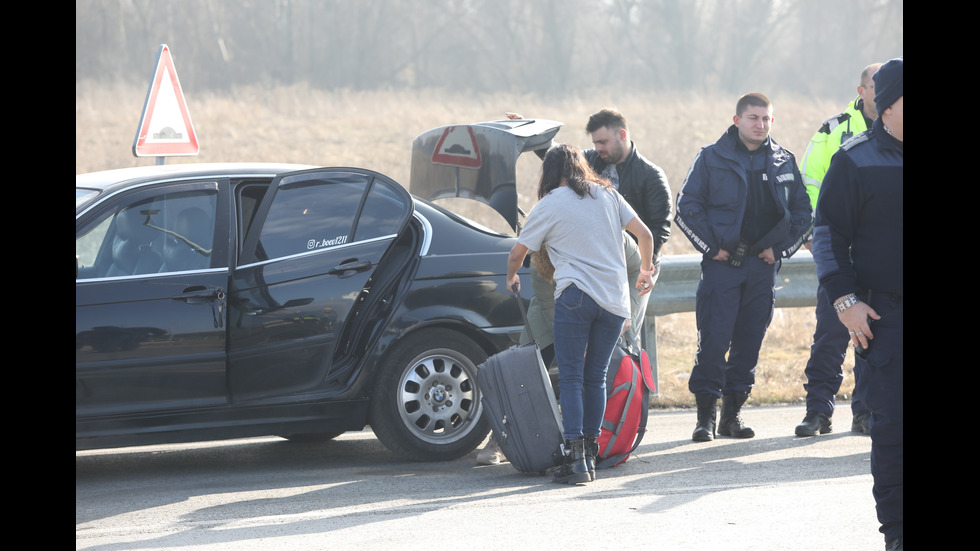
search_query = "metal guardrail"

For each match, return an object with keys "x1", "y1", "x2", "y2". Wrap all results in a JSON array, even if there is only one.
[{"x1": 641, "y1": 251, "x2": 819, "y2": 395}]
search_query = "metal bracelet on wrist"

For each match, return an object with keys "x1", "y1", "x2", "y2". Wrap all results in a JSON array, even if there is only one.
[{"x1": 833, "y1": 293, "x2": 859, "y2": 314}]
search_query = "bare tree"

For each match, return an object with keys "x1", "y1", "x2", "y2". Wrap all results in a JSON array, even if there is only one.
[{"x1": 75, "y1": 0, "x2": 903, "y2": 97}]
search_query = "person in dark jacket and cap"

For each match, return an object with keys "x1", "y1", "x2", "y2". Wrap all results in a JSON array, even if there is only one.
[{"x1": 812, "y1": 56, "x2": 903, "y2": 550}]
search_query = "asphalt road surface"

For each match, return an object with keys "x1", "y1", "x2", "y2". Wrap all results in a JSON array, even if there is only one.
[{"x1": 76, "y1": 404, "x2": 883, "y2": 551}]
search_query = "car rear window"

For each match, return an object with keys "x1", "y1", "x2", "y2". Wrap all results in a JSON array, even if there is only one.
[{"x1": 254, "y1": 172, "x2": 408, "y2": 261}]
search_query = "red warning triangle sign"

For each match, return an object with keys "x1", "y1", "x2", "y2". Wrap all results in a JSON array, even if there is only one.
[
  {"x1": 431, "y1": 126, "x2": 482, "y2": 168},
  {"x1": 132, "y1": 45, "x2": 199, "y2": 157}
]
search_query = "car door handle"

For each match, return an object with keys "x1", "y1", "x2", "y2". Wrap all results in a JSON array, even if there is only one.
[
  {"x1": 173, "y1": 286, "x2": 226, "y2": 327},
  {"x1": 174, "y1": 286, "x2": 225, "y2": 304},
  {"x1": 328, "y1": 260, "x2": 373, "y2": 278}
]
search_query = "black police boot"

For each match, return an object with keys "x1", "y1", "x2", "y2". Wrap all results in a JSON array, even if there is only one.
[
  {"x1": 692, "y1": 394, "x2": 718, "y2": 442},
  {"x1": 584, "y1": 434, "x2": 599, "y2": 481},
  {"x1": 851, "y1": 411, "x2": 871, "y2": 434},
  {"x1": 553, "y1": 438, "x2": 591, "y2": 484},
  {"x1": 718, "y1": 390, "x2": 755, "y2": 438},
  {"x1": 795, "y1": 411, "x2": 833, "y2": 436}
]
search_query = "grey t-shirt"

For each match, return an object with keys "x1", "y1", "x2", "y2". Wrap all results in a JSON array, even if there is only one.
[
  {"x1": 601, "y1": 164, "x2": 620, "y2": 190},
  {"x1": 518, "y1": 185, "x2": 637, "y2": 319}
]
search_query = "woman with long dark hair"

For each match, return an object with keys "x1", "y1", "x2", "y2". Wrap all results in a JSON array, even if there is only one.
[{"x1": 506, "y1": 144, "x2": 655, "y2": 484}]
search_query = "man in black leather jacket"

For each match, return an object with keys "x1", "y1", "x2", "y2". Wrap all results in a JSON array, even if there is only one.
[
  {"x1": 583, "y1": 109, "x2": 673, "y2": 266},
  {"x1": 583, "y1": 109, "x2": 672, "y2": 341}
]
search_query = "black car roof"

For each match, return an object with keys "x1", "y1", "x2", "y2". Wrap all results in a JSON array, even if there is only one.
[
  {"x1": 76, "y1": 162, "x2": 317, "y2": 192},
  {"x1": 75, "y1": 163, "x2": 318, "y2": 214}
]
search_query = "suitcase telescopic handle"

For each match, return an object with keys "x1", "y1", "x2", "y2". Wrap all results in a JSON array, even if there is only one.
[{"x1": 511, "y1": 283, "x2": 535, "y2": 343}]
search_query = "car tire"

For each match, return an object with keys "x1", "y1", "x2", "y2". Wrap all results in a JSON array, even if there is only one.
[{"x1": 369, "y1": 329, "x2": 490, "y2": 461}]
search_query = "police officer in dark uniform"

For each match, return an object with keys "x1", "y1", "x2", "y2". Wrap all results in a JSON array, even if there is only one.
[
  {"x1": 812, "y1": 57, "x2": 903, "y2": 551},
  {"x1": 675, "y1": 93, "x2": 812, "y2": 442}
]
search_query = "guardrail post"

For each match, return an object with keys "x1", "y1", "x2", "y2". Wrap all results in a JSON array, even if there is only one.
[{"x1": 640, "y1": 316, "x2": 659, "y2": 397}]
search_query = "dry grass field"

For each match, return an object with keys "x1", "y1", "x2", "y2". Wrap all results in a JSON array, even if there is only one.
[{"x1": 76, "y1": 82, "x2": 862, "y2": 410}]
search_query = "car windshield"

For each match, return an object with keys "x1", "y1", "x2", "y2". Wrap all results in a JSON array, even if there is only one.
[{"x1": 76, "y1": 188, "x2": 100, "y2": 209}]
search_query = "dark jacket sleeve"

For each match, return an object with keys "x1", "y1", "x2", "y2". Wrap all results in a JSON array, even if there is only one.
[
  {"x1": 674, "y1": 148, "x2": 719, "y2": 258},
  {"x1": 637, "y1": 162, "x2": 672, "y2": 262},
  {"x1": 812, "y1": 153, "x2": 860, "y2": 301},
  {"x1": 775, "y1": 159, "x2": 814, "y2": 258}
]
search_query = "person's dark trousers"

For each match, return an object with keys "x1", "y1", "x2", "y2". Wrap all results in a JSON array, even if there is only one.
[
  {"x1": 862, "y1": 291, "x2": 903, "y2": 544},
  {"x1": 803, "y1": 284, "x2": 869, "y2": 417},
  {"x1": 688, "y1": 255, "x2": 776, "y2": 397}
]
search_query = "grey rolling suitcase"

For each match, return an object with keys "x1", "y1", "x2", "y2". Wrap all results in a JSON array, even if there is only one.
[{"x1": 477, "y1": 285, "x2": 564, "y2": 474}]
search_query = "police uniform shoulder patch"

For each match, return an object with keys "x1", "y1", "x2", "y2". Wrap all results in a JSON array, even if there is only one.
[
  {"x1": 840, "y1": 131, "x2": 870, "y2": 151},
  {"x1": 818, "y1": 112, "x2": 852, "y2": 134}
]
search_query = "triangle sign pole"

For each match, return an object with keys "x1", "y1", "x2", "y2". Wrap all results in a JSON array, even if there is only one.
[{"x1": 132, "y1": 44, "x2": 199, "y2": 162}]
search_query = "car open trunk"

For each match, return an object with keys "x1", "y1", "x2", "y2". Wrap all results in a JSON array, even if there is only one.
[{"x1": 409, "y1": 118, "x2": 562, "y2": 232}]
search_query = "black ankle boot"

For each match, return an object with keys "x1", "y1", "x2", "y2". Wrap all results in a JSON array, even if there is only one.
[
  {"x1": 554, "y1": 438, "x2": 591, "y2": 484},
  {"x1": 795, "y1": 411, "x2": 832, "y2": 436},
  {"x1": 692, "y1": 394, "x2": 718, "y2": 442},
  {"x1": 584, "y1": 435, "x2": 599, "y2": 481},
  {"x1": 718, "y1": 390, "x2": 755, "y2": 438}
]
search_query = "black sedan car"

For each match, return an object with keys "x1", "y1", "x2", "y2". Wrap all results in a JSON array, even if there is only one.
[{"x1": 76, "y1": 118, "x2": 561, "y2": 461}]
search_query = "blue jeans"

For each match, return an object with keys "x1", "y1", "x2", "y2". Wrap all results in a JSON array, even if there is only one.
[{"x1": 553, "y1": 284, "x2": 626, "y2": 439}]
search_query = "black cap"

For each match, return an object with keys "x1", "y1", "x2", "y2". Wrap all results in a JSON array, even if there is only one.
[{"x1": 873, "y1": 57, "x2": 903, "y2": 117}]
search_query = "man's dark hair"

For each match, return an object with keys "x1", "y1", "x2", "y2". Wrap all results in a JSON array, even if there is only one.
[
  {"x1": 735, "y1": 93, "x2": 771, "y2": 117},
  {"x1": 585, "y1": 108, "x2": 628, "y2": 134}
]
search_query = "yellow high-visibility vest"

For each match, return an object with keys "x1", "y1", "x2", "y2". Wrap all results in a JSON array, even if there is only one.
[{"x1": 799, "y1": 98, "x2": 873, "y2": 208}]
